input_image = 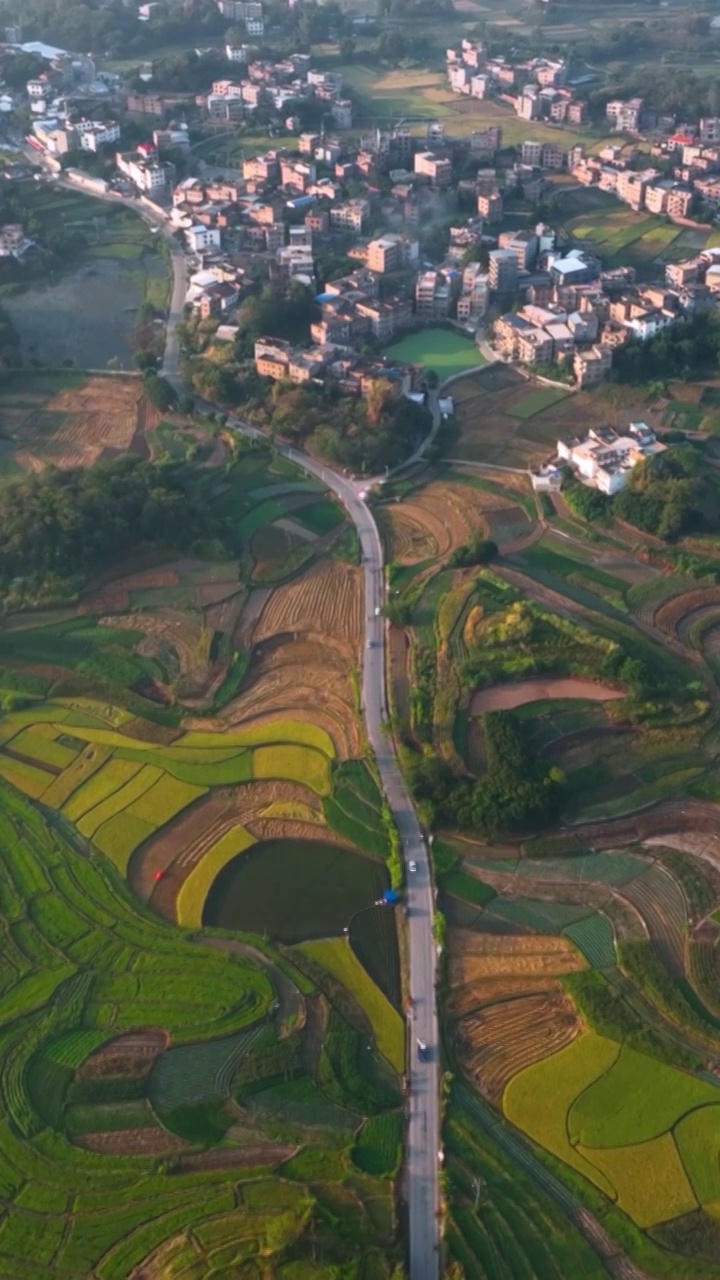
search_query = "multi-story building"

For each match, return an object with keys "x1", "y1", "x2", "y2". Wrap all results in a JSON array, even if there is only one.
[
  {"x1": 27, "y1": 76, "x2": 54, "y2": 101},
  {"x1": 367, "y1": 234, "x2": 419, "y2": 274},
  {"x1": 477, "y1": 189, "x2": 503, "y2": 221},
  {"x1": 243, "y1": 152, "x2": 279, "y2": 184},
  {"x1": 700, "y1": 117, "x2": 720, "y2": 144},
  {"x1": 415, "y1": 270, "x2": 453, "y2": 319},
  {"x1": 126, "y1": 93, "x2": 166, "y2": 116},
  {"x1": 330, "y1": 199, "x2": 370, "y2": 232},
  {"x1": 488, "y1": 248, "x2": 518, "y2": 295},
  {"x1": 0, "y1": 224, "x2": 30, "y2": 258},
  {"x1": 616, "y1": 169, "x2": 650, "y2": 210},
  {"x1": 116, "y1": 149, "x2": 169, "y2": 192},
  {"x1": 76, "y1": 120, "x2": 120, "y2": 152},
  {"x1": 558, "y1": 423, "x2": 665, "y2": 494},
  {"x1": 470, "y1": 126, "x2": 502, "y2": 156},
  {"x1": 185, "y1": 224, "x2": 222, "y2": 253},
  {"x1": 498, "y1": 229, "x2": 538, "y2": 270},
  {"x1": 456, "y1": 263, "x2": 489, "y2": 326},
  {"x1": 606, "y1": 97, "x2": 644, "y2": 133},
  {"x1": 521, "y1": 140, "x2": 543, "y2": 167},
  {"x1": 331, "y1": 99, "x2": 353, "y2": 128},
  {"x1": 541, "y1": 142, "x2": 564, "y2": 170},
  {"x1": 516, "y1": 87, "x2": 540, "y2": 121},
  {"x1": 573, "y1": 344, "x2": 613, "y2": 387},
  {"x1": 413, "y1": 151, "x2": 452, "y2": 187},
  {"x1": 666, "y1": 185, "x2": 694, "y2": 219}
]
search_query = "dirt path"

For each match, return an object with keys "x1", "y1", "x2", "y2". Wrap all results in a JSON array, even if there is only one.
[{"x1": 470, "y1": 678, "x2": 625, "y2": 714}]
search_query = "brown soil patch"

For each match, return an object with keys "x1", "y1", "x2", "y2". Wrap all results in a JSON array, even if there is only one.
[
  {"x1": 470, "y1": 678, "x2": 625, "y2": 714},
  {"x1": 100, "y1": 610, "x2": 208, "y2": 678},
  {"x1": 77, "y1": 1028, "x2": 169, "y2": 1079},
  {"x1": 455, "y1": 987, "x2": 580, "y2": 1101},
  {"x1": 76, "y1": 1127, "x2": 187, "y2": 1156},
  {"x1": 169, "y1": 1143, "x2": 295, "y2": 1172}
]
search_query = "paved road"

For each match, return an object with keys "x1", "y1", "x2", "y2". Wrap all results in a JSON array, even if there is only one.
[{"x1": 232, "y1": 430, "x2": 441, "y2": 1280}]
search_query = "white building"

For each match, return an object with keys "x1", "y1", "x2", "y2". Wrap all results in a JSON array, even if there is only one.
[
  {"x1": 185, "y1": 225, "x2": 222, "y2": 253},
  {"x1": 77, "y1": 120, "x2": 120, "y2": 151},
  {"x1": 557, "y1": 423, "x2": 666, "y2": 495},
  {"x1": 116, "y1": 151, "x2": 168, "y2": 191}
]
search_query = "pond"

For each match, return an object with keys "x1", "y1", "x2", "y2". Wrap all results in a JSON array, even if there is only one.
[{"x1": 202, "y1": 838, "x2": 388, "y2": 943}]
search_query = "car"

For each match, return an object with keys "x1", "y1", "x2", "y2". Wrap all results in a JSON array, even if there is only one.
[
  {"x1": 416, "y1": 1038, "x2": 428, "y2": 1062},
  {"x1": 374, "y1": 605, "x2": 381, "y2": 617},
  {"x1": 408, "y1": 860, "x2": 417, "y2": 873},
  {"x1": 366, "y1": 639, "x2": 374, "y2": 649}
]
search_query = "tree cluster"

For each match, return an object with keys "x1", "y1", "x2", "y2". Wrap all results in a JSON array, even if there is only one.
[
  {"x1": 0, "y1": 0, "x2": 225, "y2": 58},
  {"x1": 0, "y1": 457, "x2": 235, "y2": 608},
  {"x1": 410, "y1": 711, "x2": 563, "y2": 838},
  {"x1": 610, "y1": 316, "x2": 720, "y2": 386},
  {"x1": 448, "y1": 535, "x2": 498, "y2": 569},
  {"x1": 566, "y1": 447, "x2": 720, "y2": 543},
  {"x1": 264, "y1": 378, "x2": 431, "y2": 473}
]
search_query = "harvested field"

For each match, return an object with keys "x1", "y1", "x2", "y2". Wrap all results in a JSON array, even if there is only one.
[
  {"x1": 8, "y1": 376, "x2": 153, "y2": 472},
  {"x1": 170, "y1": 1142, "x2": 294, "y2": 1172},
  {"x1": 655, "y1": 588, "x2": 720, "y2": 637},
  {"x1": 456, "y1": 987, "x2": 580, "y2": 1101},
  {"x1": 254, "y1": 561, "x2": 362, "y2": 649},
  {"x1": 77, "y1": 1029, "x2": 169, "y2": 1080},
  {"x1": 223, "y1": 636, "x2": 361, "y2": 759},
  {"x1": 452, "y1": 367, "x2": 651, "y2": 467},
  {"x1": 447, "y1": 929, "x2": 585, "y2": 1014},
  {"x1": 470, "y1": 679, "x2": 625, "y2": 714},
  {"x1": 99, "y1": 611, "x2": 208, "y2": 678},
  {"x1": 380, "y1": 480, "x2": 508, "y2": 564}
]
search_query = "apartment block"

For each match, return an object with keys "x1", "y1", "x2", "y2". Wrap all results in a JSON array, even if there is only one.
[
  {"x1": 367, "y1": 234, "x2": 419, "y2": 274},
  {"x1": 606, "y1": 97, "x2": 644, "y2": 133},
  {"x1": 413, "y1": 151, "x2": 452, "y2": 187},
  {"x1": 469, "y1": 126, "x2": 502, "y2": 156},
  {"x1": 477, "y1": 189, "x2": 503, "y2": 221},
  {"x1": 329, "y1": 199, "x2": 370, "y2": 232},
  {"x1": 488, "y1": 248, "x2": 518, "y2": 294},
  {"x1": 415, "y1": 270, "x2": 453, "y2": 319}
]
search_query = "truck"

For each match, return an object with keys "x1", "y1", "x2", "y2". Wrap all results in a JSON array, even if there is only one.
[{"x1": 416, "y1": 1038, "x2": 428, "y2": 1062}]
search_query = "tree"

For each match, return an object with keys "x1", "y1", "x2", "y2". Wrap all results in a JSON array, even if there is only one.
[{"x1": 142, "y1": 373, "x2": 177, "y2": 412}]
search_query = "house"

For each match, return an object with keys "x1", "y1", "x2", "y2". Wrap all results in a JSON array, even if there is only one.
[
  {"x1": 0, "y1": 224, "x2": 31, "y2": 258},
  {"x1": 558, "y1": 423, "x2": 666, "y2": 494},
  {"x1": 185, "y1": 225, "x2": 221, "y2": 253},
  {"x1": 573, "y1": 344, "x2": 613, "y2": 387},
  {"x1": 413, "y1": 151, "x2": 452, "y2": 187}
]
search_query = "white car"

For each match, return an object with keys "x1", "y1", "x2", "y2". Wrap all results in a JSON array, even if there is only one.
[{"x1": 408, "y1": 860, "x2": 417, "y2": 873}]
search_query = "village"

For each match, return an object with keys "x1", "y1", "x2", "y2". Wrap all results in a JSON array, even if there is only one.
[{"x1": 0, "y1": 10, "x2": 719, "y2": 494}]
